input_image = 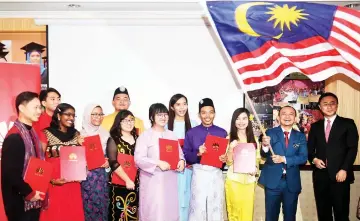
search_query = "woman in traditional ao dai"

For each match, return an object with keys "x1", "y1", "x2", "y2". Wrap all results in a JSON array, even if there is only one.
[{"x1": 167, "y1": 94, "x2": 197, "y2": 221}]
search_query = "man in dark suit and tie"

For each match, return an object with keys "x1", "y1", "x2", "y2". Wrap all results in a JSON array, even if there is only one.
[
  {"x1": 259, "y1": 106, "x2": 308, "y2": 221},
  {"x1": 308, "y1": 92, "x2": 359, "y2": 221}
]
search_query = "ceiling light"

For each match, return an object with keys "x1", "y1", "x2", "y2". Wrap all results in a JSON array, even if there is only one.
[
  {"x1": 67, "y1": 4, "x2": 81, "y2": 8},
  {"x1": 344, "y1": 3, "x2": 360, "y2": 8}
]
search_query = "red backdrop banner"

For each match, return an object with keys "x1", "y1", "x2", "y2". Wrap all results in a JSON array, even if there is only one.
[{"x1": 0, "y1": 63, "x2": 41, "y2": 221}]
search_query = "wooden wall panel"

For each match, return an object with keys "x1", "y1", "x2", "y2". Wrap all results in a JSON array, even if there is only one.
[
  {"x1": 0, "y1": 18, "x2": 46, "y2": 32},
  {"x1": 326, "y1": 74, "x2": 360, "y2": 165},
  {"x1": 0, "y1": 33, "x2": 47, "y2": 62}
]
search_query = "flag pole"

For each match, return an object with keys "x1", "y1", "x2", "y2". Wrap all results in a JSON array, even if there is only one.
[{"x1": 202, "y1": 6, "x2": 275, "y2": 155}]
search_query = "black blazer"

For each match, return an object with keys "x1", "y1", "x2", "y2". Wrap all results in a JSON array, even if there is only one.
[{"x1": 308, "y1": 116, "x2": 359, "y2": 182}]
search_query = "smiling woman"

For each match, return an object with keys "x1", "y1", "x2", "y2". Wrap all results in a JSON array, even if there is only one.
[
  {"x1": 40, "y1": 103, "x2": 85, "y2": 221},
  {"x1": 0, "y1": 18, "x2": 48, "y2": 89}
]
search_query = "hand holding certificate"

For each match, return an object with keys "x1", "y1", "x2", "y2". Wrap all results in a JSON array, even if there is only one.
[
  {"x1": 159, "y1": 138, "x2": 180, "y2": 170},
  {"x1": 60, "y1": 146, "x2": 87, "y2": 181},
  {"x1": 83, "y1": 135, "x2": 106, "y2": 170},
  {"x1": 200, "y1": 135, "x2": 228, "y2": 168},
  {"x1": 111, "y1": 154, "x2": 137, "y2": 186},
  {"x1": 233, "y1": 143, "x2": 257, "y2": 174},
  {"x1": 24, "y1": 157, "x2": 53, "y2": 194}
]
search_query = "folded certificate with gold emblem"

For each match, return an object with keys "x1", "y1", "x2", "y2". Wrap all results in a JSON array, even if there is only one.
[
  {"x1": 60, "y1": 146, "x2": 87, "y2": 181},
  {"x1": 200, "y1": 135, "x2": 228, "y2": 168},
  {"x1": 84, "y1": 135, "x2": 105, "y2": 170},
  {"x1": 159, "y1": 138, "x2": 179, "y2": 170},
  {"x1": 233, "y1": 143, "x2": 257, "y2": 173},
  {"x1": 111, "y1": 153, "x2": 137, "y2": 186},
  {"x1": 24, "y1": 157, "x2": 53, "y2": 194}
]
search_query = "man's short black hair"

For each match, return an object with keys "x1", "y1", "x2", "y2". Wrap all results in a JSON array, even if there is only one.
[
  {"x1": 39, "y1": 88, "x2": 61, "y2": 102},
  {"x1": 318, "y1": 92, "x2": 338, "y2": 104},
  {"x1": 15, "y1": 91, "x2": 39, "y2": 114}
]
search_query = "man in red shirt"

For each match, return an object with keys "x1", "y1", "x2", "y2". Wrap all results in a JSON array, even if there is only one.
[{"x1": 32, "y1": 88, "x2": 61, "y2": 144}]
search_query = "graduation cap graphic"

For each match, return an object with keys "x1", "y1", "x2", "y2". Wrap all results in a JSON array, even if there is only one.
[
  {"x1": 20, "y1": 42, "x2": 46, "y2": 59},
  {"x1": 0, "y1": 42, "x2": 9, "y2": 60}
]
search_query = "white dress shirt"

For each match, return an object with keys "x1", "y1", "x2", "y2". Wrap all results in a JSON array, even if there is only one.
[
  {"x1": 324, "y1": 115, "x2": 337, "y2": 132},
  {"x1": 262, "y1": 127, "x2": 292, "y2": 165}
]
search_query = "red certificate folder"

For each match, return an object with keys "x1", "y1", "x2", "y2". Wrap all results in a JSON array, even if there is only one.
[
  {"x1": 233, "y1": 143, "x2": 257, "y2": 173},
  {"x1": 24, "y1": 157, "x2": 53, "y2": 194},
  {"x1": 84, "y1": 135, "x2": 105, "y2": 170},
  {"x1": 200, "y1": 135, "x2": 228, "y2": 168},
  {"x1": 178, "y1": 139, "x2": 185, "y2": 148},
  {"x1": 111, "y1": 153, "x2": 137, "y2": 186},
  {"x1": 60, "y1": 146, "x2": 87, "y2": 181},
  {"x1": 159, "y1": 138, "x2": 179, "y2": 170}
]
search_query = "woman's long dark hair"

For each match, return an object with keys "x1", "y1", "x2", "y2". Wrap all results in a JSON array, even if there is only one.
[
  {"x1": 229, "y1": 108, "x2": 256, "y2": 143},
  {"x1": 168, "y1": 94, "x2": 192, "y2": 133},
  {"x1": 50, "y1": 103, "x2": 76, "y2": 129},
  {"x1": 110, "y1": 110, "x2": 137, "y2": 139}
]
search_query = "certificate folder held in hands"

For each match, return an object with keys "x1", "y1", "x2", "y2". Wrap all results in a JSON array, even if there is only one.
[
  {"x1": 200, "y1": 135, "x2": 228, "y2": 168},
  {"x1": 83, "y1": 135, "x2": 105, "y2": 170},
  {"x1": 159, "y1": 138, "x2": 179, "y2": 170},
  {"x1": 233, "y1": 143, "x2": 257, "y2": 173},
  {"x1": 111, "y1": 154, "x2": 137, "y2": 186},
  {"x1": 60, "y1": 146, "x2": 87, "y2": 181},
  {"x1": 24, "y1": 157, "x2": 53, "y2": 194}
]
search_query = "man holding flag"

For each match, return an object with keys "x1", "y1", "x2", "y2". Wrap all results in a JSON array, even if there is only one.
[
  {"x1": 206, "y1": 1, "x2": 360, "y2": 220},
  {"x1": 259, "y1": 106, "x2": 307, "y2": 221}
]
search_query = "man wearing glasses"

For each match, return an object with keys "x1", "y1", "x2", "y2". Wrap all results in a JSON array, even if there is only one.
[
  {"x1": 308, "y1": 92, "x2": 359, "y2": 221},
  {"x1": 101, "y1": 86, "x2": 144, "y2": 135}
]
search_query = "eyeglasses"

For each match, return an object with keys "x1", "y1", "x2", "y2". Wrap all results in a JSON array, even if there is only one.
[
  {"x1": 156, "y1": 113, "x2": 169, "y2": 118},
  {"x1": 91, "y1": 113, "x2": 105, "y2": 118},
  {"x1": 62, "y1": 113, "x2": 76, "y2": 118},
  {"x1": 121, "y1": 119, "x2": 135, "y2": 124}
]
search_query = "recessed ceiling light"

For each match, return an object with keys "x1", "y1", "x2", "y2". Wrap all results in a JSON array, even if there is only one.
[
  {"x1": 344, "y1": 3, "x2": 360, "y2": 8},
  {"x1": 67, "y1": 4, "x2": 81, "y2": 8}
]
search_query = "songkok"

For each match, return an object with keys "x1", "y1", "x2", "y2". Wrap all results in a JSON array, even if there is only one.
[
  {"x1": 199, "y1": 98, "x2": 215, "y2": 112},
  {"x1": 113, "y1": 86, "x2": 129, "y2": 100}
]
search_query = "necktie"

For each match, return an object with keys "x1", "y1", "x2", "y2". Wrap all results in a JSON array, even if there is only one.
[
  {"x1": 284, "y1": 131, "x2": 289, "y2": 148},
  {"x1": 325, "y1": 119, "x2": 331, "y2": 142}
]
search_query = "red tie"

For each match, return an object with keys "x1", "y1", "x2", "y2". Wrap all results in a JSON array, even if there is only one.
[{"x1": 284, "y1": 131, "x2": 289, "y2": 148}]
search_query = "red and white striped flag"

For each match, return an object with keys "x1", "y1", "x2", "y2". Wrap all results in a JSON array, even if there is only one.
[{"x1": 207, "y1": 1, "x2": 360, "y2": 91}]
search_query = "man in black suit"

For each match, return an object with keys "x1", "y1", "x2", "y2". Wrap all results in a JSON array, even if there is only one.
[{"x1": 308, "y1": 92, "x2": 359, "y2": 221}]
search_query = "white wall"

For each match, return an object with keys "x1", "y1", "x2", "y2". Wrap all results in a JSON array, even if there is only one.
[{"x1": 48, "y1": 25, "x2": 244, "y2": 130}]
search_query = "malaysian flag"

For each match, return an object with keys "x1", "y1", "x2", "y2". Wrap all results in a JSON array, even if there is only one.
[{"x1": 207, "y1": 1, "x2": 360, "y2": 91}]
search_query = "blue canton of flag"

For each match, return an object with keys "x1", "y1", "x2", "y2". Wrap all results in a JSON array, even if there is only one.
[{"x1": 207, "y1": 1, "x2": 360, "y2": 91}]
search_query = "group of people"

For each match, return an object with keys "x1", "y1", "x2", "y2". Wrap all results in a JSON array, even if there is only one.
[{"x1": 1, "y1": 86, "x2": 358, "y2": 221}]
